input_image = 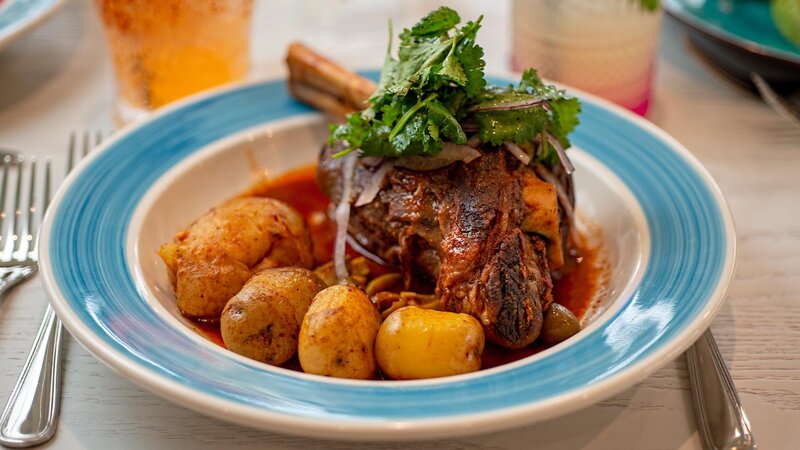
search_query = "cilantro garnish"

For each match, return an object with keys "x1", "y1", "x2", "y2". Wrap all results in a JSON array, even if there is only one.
[{"x1": 328, "y1": 6, "x2": 581, "y2": 166}]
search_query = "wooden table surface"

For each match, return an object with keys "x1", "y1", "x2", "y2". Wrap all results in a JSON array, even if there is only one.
[{"x1": 0, "y1": 1, "x2": 798, "y2": 449}]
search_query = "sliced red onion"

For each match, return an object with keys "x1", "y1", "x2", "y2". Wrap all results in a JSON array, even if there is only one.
[
  {"x1": 459, "y1": 122, "x2": 478, "y2": 132},
  {"x1": 334, "y1": 152, "x2": 358, "y2": 281},
  {"x1": 504, "y1": 142, "x2": 531, "y2": 165},
  {"x1": 346, "y1": 234, "x2": 394, "y2": 267},
  {"x1": 467, "y1": 135, "x2": 481, "y2": 148},
  {"x1": 547, "y1": 133, "x2": 575, "y2": 174},
  {"x1": 468, "y1": 98, "x2": 547, "y2": 113},
  {"x1": 360, "y1": 156, "x2": 384, "y2": 167},
  {"x1": 395, "y1": 143, "x2": 481, "y2": 171},
  {"x1": 354, "y1": 160, "x2": 394, "y2": 207},
  {"x1": 445, "y1": 143, "x2": 482, "y2": 163},
  {"x1": 534, "y1": 163, "x2": 575, "y2": 229}
]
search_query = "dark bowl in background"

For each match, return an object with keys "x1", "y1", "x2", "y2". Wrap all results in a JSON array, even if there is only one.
[{"x1": 665, "y1": 0, "x2": 800, "y2": 95}]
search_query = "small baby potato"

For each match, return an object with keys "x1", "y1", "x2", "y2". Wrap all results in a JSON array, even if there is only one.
[
  {"x1": 176, "y1": 250, "x2": 252, "y2": 319},
  {"x1": 540, "y1": 303, "x2": 581, "y2": 346},
  {"x1": 298, "y1": 285, "x2": 381, "y2": 379},
  {"x1": 221, "y1": 268, "x2": 326, "y2": 365},
  {"x1": 376, "y1": 306, "x2": 484, "y2": 380}
]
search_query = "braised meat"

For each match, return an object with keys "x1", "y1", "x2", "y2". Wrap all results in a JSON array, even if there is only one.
[{"x1": 318, "y1": 147, "x2": 555, "y2": 349}]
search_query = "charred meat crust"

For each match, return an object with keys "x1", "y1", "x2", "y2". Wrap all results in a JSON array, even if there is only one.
[
  {"x1": 318, "y1": 145, "x2": 556, "y2": 348},
  {"x1": 480, "y1": 232, "x2": 552, "y2": 348}
]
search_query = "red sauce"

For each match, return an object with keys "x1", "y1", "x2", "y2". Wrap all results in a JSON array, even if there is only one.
[
  {"x1": 193, "y1": 165, "x2": 607, "y2": 373},
  {"x1": 481, "y1": 343, "x2": 545, "y2": 369},
  {"x1": 552, "y1": 243, "x2": 606, "y2": 319},
  {"x1": 245, "y1": 166, "x2": 327, "y2": 218},
  {"x1": 193, "y1": 320, "x2": 224, "y2": 347}
]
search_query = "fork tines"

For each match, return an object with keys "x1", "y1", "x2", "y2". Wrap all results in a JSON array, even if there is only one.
[
  {"x1": 0, "y1": 156, "x2": 52, "y2": 264},
  {"x1": 66, "y1": 130, "x2": 106, "y2": 175},
  {"x1": 0, "y1": 132, "x2": 107, "y2": 266}
]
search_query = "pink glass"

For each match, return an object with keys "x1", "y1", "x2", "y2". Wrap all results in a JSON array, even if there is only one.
[{"x1": 511, "y1": 0, "x2": 663, "y2": 116}]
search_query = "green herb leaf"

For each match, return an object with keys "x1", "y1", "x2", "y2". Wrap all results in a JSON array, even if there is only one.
[
  {"x1": 455, "y1": 27, "x2": 486, "y2": 97},
  {"x1": 470, "y1": 89, "x2": 545, "y2": 111},
  {"x1": 360, "y1": 125, "x2": 395, "y2": 157},
  {"x1": 410, "y1": 6, "x2": 461, "y2": 37},
  {"x1": 329, "y1": 112, "x2": 371, "y2": 156},
  {"x1": 438, "y1": 45, "x2": 468, "y2": 86},
  {"x1": 328, "y1": 7, "x2": 580, "y2": 166},
  {"x1": 519, "y1": 69, "x2": 564, "y2": 100},
  {"x1": 427, "y1": 120, "x2": 440, "y2": 141},
  {"x1": 388, "y1": 31, "x2": 450, "y2": 96},
  {"x1": 550, "y1": 97, "x2": 582, "y2": 148},
  {"x1": 475, "y1": 108, "x2": 548, "y2": 146},
  {"x1": 379, "y1": 97, "x2": 405, "y2": 127},
  {"x1": 519, "y1": 68, "x2": 546, "y2": 92},
  {"x1": 427, "y1": 99, "x2": 467, "y2": 144},
  {"x1": 391, "y1": 112, "x2": 442, "y2": 156},
  {"x1": 468, "y1": 71, "x2": 578, "y2": 148},
  {"x1": 389, "y1": 94, "x2": 434, "y2": 141}
]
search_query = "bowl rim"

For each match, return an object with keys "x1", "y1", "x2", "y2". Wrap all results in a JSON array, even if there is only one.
[
  {"x1": 38, "y1": 71, "x2": 737, "y2": 441},
  {"x1": 664, "y1": 0, "x2": 800, "y2": 67},
  {"x1": 0, "y1": 0, "x2": 66, "y2": 51}
]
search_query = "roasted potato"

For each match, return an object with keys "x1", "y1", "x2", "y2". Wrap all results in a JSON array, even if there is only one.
[
  {"x1": 176, "y1": 250, "x2": 252, "y2": 319},
  {"x1": 375, "y1": 306, "x2": 484, "y2": 380},
  {"x1": 220, "y1": 268, "x2": 326, "y2": 365},
  {"x1": 159, "y1": 197, "x2": 313, "y2": 319},
  {"x1": 298, "y1": 285, "x2": 381, "y2": 379}
]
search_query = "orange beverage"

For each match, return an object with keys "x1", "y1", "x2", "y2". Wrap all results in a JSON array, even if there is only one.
[{"x1": 95, "y1": 0, "x2": 253, "y2": 124}]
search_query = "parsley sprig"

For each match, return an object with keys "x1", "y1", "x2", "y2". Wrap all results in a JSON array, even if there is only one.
[{"x1": 329, "y1": 6, "x2": 581, "y2": 167}]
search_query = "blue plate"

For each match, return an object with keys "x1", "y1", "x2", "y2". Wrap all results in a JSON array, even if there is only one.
[
  {"x1": 0, "y1": 0, "x2": 65, "y2": 51},
  {"x1": 39, "y1": 74, "x2": 736, "y2": 440},
  {"x1": 665, "y1": 0, "x2": 800, "y2": 85}
]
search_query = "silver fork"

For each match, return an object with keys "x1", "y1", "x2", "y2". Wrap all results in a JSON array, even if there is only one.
[
  {"x1": 0, "y1": 132, "x2": 101, "y2": 448},
  {"x1": 0, "y1": 156, "x2": 43, "y2": 301}
]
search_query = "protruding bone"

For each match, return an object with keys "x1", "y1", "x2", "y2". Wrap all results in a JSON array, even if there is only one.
[{"x1": 286, "y1": 42, "x2": 376, "y2": 120}]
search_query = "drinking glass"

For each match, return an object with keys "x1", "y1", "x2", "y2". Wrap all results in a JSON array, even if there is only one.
[
  {"x1": 95, "y1": 0, "x2": 254, "y2": 125},
  {"x1": 511, "y1": 0, "x2": 663, "y2": 116}
]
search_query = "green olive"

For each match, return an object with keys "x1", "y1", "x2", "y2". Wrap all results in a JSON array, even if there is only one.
[{"x1": 541, "y1": 303, "x2": 581, "y2": 346}]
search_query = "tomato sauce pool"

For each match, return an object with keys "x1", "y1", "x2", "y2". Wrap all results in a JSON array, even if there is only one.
[{"x1": 192, "y1": 165, "x2": 606, "y2": 372}]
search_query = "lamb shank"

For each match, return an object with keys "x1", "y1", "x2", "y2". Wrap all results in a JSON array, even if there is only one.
[
  {"x1": 319, "y1": 146, "x2": 568, "y2": 348},
  {"x1": 286, "y1": 12, "x2": 579, "y2": 349}
]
